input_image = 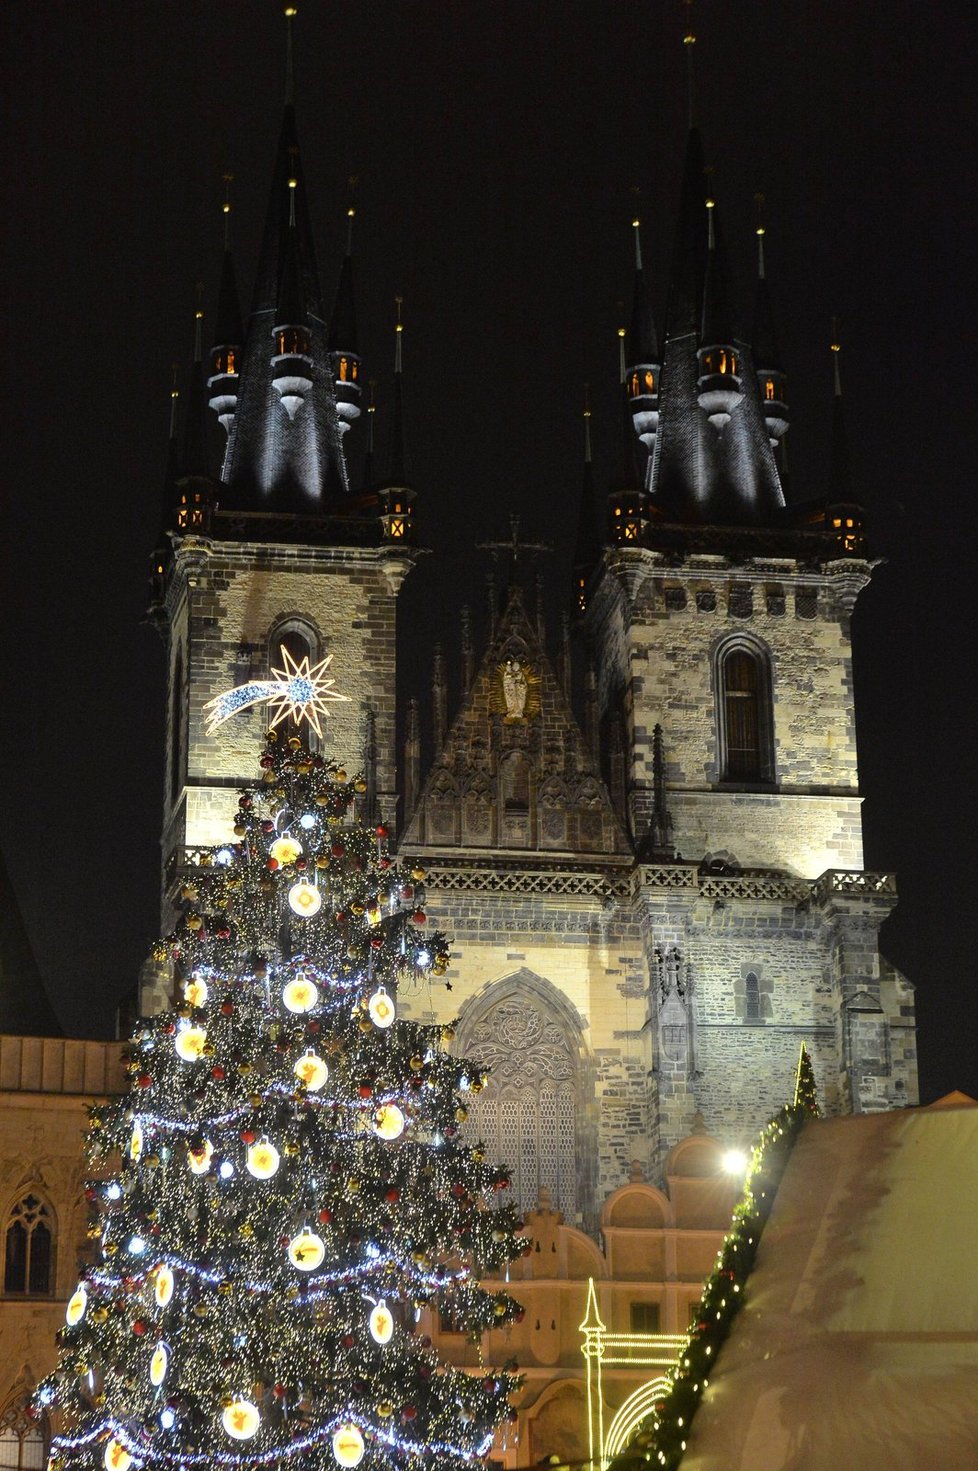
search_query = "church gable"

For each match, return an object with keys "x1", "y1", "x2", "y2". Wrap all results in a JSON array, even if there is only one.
[{"x1": 404, "y1": 587, "x2": 628, "y2": 856}]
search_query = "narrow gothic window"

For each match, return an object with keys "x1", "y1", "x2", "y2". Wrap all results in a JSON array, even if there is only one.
[
  {"x1": 460, "y1": 990, "x2": 579, "y2": 1221},
  {"x1": 4, "y1": 1195, "x2": 53, "y2": 1296},
  {"x1": 718, "y1": 642, "x2": 774, "y2": 784},
  {"x1": 745, "y1": 972, "x2": 761, "y2": 1023},
  {"x1": 0, "y1": 1405, "x2": 46, "y2": 1471},
  {"x1": 270, "y1": 623, "x2": 319, "y2": 745}
]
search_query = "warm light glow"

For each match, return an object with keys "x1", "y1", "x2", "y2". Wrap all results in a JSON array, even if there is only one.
[
  {"x1": 373, "y1": 1104, "x2": 405, "y2": 1141},
  {"x1": 103, "y1": 1442, "x2": 131, "y2": 1471},
  {"x1": 130, "y1": 1121, "x2": 143, "y2": 1162},
  {"x1": 332, "y1": 1423, "x2": 365, "y2": 1467},
  {"x1": 367, "y1": 986, "x2": 395, "y2": 1028},
  {"x1": 246, "y1": 1139, "x2": 281, "y2": 1179},
  {"x1": 154, "y1": 1264, "x2": 175, "y2": 1308},
  {"x1": 187, "y1": 1139, "x2": 213, "y2": 1175},
  {"x1": 66, "y1": 1284, "x2": 87, "y2": 1326},
  {"x1": 150, "y1": 1341, "x2": 169, "y2": 1387},
  {"x1": 369, "y1": 1300, "x2": 394, "y2": 1344},
  {"x1": 222, "y1": 1399, "x2": 261, "y2": 1441},
  {"x1": 203, "y1": 645, "x2": 348, "y2": 738},
  {"x1": 288, "y1": 880, "x2": 322, "y2": 918},
  {"x1": 184, "y1": 974, "x2": 208, "y2": 1007},
  {"x1": 174, "y1": 1025, "x2": 207, "y2": 1062},
  {"x1": 293, "y1": 1049, "x2": 328, "y2": 1091},
  {"x1": 722, "y1": 1149, "x2": 748, "y2": 1177},
  {"x1": 270, "y1": 835, "x2": 302, "y2": 866},
  {"x1": 282, "y1": 975, "x2": 319, "y2": 1014},
  {"x1": 287, "y1": 1227, "x2": 326, "y2": 1272}
]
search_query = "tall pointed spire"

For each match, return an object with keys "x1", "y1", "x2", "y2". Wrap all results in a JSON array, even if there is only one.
[
  {"x1": 219, "y1": 5, "x2": 349, "y2": 510},
  {"x1": 361, "y1": 379, "x2": 377, "y2": 490},
  {"x1": 751, "y1": 194, "x2": 789, "y2": 452},
  {"x1": 829, "y1": 319, "x2": 851, "y2": 498},
  {"x1": 329, "y1": 191, "x2": 362, "y2": 438},
  {"x1": 697, "y1": 189, "x2": 743, "y2": 430},
  {"x1": 208, "y1": 175, "x2": 244, "y2": 439},
  {"x1": 182, "y1": 289, "x2": 210, "y2": 478},
  {"x1": 573, "y1": 385, "x2": 602, "y2": 616},
  {"x1": 387, "y1": 298, "x2": 407, "y2": 483},
  {"x1": 626, "y1": 216, "x2": 661, "y2": 476}
]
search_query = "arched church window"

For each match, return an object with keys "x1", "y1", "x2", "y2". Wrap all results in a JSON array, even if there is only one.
[
  {"x1": 4, "y1": 1195, "x2": 53, "y2": 1296},
  {"x1": 716, "y1": 639, "x2": 774, "y2": 784},
  {"x1": 0, "y1": 1403, "x2": 46, "y2": 1471},
  {"x1": 459, "y1": 988, "x2": 579, "y2": 1221},
  {"x1": 745, "y1": 971, "x2": 761, "y2": 1023}
]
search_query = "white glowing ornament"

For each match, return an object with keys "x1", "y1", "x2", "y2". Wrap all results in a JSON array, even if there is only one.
[
  {"x1": 367, "y1": 986, "x2": 395, "y2": 1029},
  {"x1": 288, "y1": 880, "x2": 322, "y2": 918},
  {"x1": 150, "y1": 1340, "x2": 169, "y2": 1387},
  {"x1": 373, "y1": 1104, "x2": 405, "y2": 1141},
  {"x1": 369, "y1": 1300, "x2": 394, "y2": 1345},
  {"x1": 282, "y1": 974, "x2": 319, "y2": 1014},
  {"x1": 129, "y1": 1120, "x2": 143, "y2": 1162},
  {"x1": 184, "y1": 974, "x2": 208, "y2": 1007},
  {"x1": 331, "y1": 1423, "x2": 365, "y2": 1468},
  {"x1": 293, "y1": 1049, "x2": 328, "y2": 1091},
  {"x1": 270, "y1": 835, "x2": 303, "y2": 866},
  {"x1": 187, "y1": 1139, "x2": 214, "y2": 1175},
  {"x1": 103, "y1": 1441, "x2": 132, "y2": 1471},
  {"x1": 287, "y1": 1227, "x2": 326, "y2": 1272},
  {"x1": 222, "y1": 1399, "x2": 261, "y2": 1441},
  {"x1": 65, "y1": 1283, "x2": 88, "y2": 1326},
  {"x1": 246, "y1": 1138, "x2": 280, "y2": 1180},
  {"x1": 174, "y1": 1025, "x2": 207, "y2": 1062},
  {"x1": 154, "y1": 1264, "x2": 175, "y2": 1308}
]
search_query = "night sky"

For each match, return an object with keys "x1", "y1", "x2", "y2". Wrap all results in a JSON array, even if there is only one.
[{"x1": 2, "y1": 2, "x2": 975, "y2": 1102}]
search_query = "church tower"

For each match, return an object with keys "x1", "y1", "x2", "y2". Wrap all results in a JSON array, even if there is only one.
[
  {"x1": 577, "y1": 107, "x2": 916, "y2": 1141},
  {"x1": 149, "y1": 24, "x2": 417, "y2": 949}
]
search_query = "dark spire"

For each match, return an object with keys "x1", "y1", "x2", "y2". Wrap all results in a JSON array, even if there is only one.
[
  {"x1": 751, "y1": 195, "x2": 781, "y2": 371},
  {"x1": 573, "y1": 386, "x2": 602, "y2": 616},
  {"x1": 830, "y1": 321, "x2": 851, "y2": 497},
  {"x1": 214, "y1": 177, "x2": 244, "y2": 349},
  {"x1": 387, "y1": 298, "x2": 407, "y2": 483},
  {"x1": 164, "y1": 367, "x2": 180, "y2": 504},
  {"x1": 699, "y1": 190, "x2": 737, "y2": 347},
  {"x1": 328, "y1": 204, "x2": 358, "y2": 355},
  {"x1": 182, "y1": 291, "x2": 210, "y2": 479},
  {"x1": 361, "y1": 379, "x2": 377, "y2": 489},
  {"x1": 617, "y1": 327, "x2": 640, "y2": 492},
  {"x1": 628, "y1": 219, "x2": 659, "y2": 365},
  {"x1": 0, "y1": 845, "x2": 62, "y2": 1037},
  {"x1": 664, "y1": 125, "x2": 709, "y2": 340}
]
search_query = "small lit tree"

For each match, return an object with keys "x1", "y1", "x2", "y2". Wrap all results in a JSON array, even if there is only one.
[{"x1": 39, "y1": 693, "x2": 523, "y2": 1471}]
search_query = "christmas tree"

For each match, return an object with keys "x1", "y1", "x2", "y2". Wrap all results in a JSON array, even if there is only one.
[{"x1": 38, "y1": 692, "x2": 524, "y2": 1471}]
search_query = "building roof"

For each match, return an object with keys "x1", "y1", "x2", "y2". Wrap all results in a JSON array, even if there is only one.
[{"x1": 681, "y1": 1102, "x2": 978, "y2": 1470}]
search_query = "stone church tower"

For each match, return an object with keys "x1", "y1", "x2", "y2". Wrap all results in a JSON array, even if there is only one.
[{"x1": 147, "y1": 86, "x2": 917, "y2": 1229}]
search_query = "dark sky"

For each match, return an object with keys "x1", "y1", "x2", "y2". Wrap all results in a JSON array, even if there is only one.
[{"x1": 2, "y1": 2, "x2": 975, "y2": 1102}]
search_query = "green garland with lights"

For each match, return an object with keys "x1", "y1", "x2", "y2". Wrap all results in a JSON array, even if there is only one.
[
  {"x1": 35, "y1": 731, "x2": 525, "y2": 1471},
  {"x1": 612, "y1": 1049, "x2": 820, "y2": 1471}
]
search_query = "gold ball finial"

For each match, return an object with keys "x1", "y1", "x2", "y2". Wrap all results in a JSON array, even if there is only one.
[
  {"x1": 347, "y1": 206, "x2": 356, "y2": 219},
  {"x1": 284, "y1": 6, "x2": 297, "y2": 17},
  {"x1": 617, "y1": 326, "x2": 626, "y2": 339},
  {"x1": 631, "y1": 217, "x2": 640, "y2": 230},
  {"x1": 288, "y1": 177, "x2": 298, "y2": 190}
]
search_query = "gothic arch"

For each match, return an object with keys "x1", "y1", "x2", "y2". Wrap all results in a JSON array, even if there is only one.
[
  {"x1": 0, "y1": 1381, "x2": 47, "y2": 1471},
  {"x1": 602, "y1": 1182, "x2": 675, "y2": 1231},
  {"x1": 2, "y1": 1189, "x2": 57, "y2": 1297},
  {"x1": 455, "y1": 970, "x2": 594, "y2": 1227}
]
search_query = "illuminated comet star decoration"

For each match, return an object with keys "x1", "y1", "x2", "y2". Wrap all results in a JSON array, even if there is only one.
[{"x1": 203, "y1": 646, "x2": 349, "y2": 738}]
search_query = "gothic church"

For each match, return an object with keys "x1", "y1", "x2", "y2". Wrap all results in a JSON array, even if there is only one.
[{"x1": 144, "y1": 80, "x2": 918, "y2": 1238}]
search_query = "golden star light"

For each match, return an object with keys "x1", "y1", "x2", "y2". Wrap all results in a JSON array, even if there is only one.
[{"x1": 203, "y1": 646, "x2": 348, "y2": 738}]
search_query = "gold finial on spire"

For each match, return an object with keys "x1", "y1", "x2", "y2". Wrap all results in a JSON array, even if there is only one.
[
  {"x1": 830, "y1": 317, "x2": 842, "y2": 395},
  {"x1": 632, "y1": 216, "x2": 643, "y2": 272},
  {"x1": 617, "y1": 322, "x2": 627, "y2": 384},
  {"x1": 222, "y1": 172, "x2": 234, "y2": 249},
  {"x1": 168, "y1": 365, "x2": 180, "y2": 439},
  {"x1": 704, "y1": 166, "x2": 716, "y2": 249},
  {"x1": 754, "y1": 191, "x2": 766, "y2": 279},
  {"x1": 683, "y1": 0, "x2": 697, "y2": 128},
  {"x1": 284, "y1": 7, "x2": 297, "y2": 106}
]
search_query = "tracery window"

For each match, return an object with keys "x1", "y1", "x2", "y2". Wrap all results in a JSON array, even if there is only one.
[
  {"x1": 0, "y1": 1405, "x2": 46, "y2": 1471},
  {"x1": 3, "y1": 1195, "x2": 53, "y2": 1296},
  {"x1": 461, "y1": 991, "x2": 578, "y2": 1221},
  {"x1": 745, "y1": 971, "x2": 761, "y2": 1023}
]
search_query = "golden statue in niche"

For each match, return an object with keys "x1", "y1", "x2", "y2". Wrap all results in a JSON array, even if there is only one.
[{"x1": 492, "y1": 658, "x2": 541, "y2": 724}]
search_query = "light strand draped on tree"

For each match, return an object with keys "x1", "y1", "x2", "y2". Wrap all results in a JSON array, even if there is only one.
[{"x1": 38, "y1": 697, "x2": 525, "y2": 1471}]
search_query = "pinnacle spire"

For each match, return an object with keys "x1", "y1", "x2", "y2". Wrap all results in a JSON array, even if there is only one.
[
  {"x1": 387, "y1": 298, "x2": 407, "y2": 482},
  {"x1": 182, "y1": 289, "x2": 210, "y2": 479},
  {"x1": 628, "y1": 218, "x2": 660, "y2": 366},
  {"x1": 829, "y1": 320, "x2": 851, "y2": 497},
  {"x1": 573, "y1": 385, "x2": 602, "y2": 616},
  {"x1": 284, "y1": 6, "x2": 297, "y2": 106},
  {"x1": 751, "y1": 194, "x2": 782, "y2": 372}
]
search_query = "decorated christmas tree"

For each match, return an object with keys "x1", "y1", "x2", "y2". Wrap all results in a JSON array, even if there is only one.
[{"x1": 38, "y1": 659, "x2": 524, "y2": 1471}]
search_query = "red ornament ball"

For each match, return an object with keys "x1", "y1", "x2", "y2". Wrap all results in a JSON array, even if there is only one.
[
  {"x1": 240, "y1": 1130, "x2": 256, "y2": 1145},
  {"x1": 385, "y1": 1189, "x2": 400, "y2": 1203},
  {"x1": 211, "y1": 1066, "x2": 225, "y2": 1081},
  {"x1": 376, "y1": 824, "x2": 389, "y2": 839},
  {"x1": 137, "y1": 1074, "x2": 152, "y2": 1089},
  {"x1": 318, "y1": 1208, "x2": 333, "y2": 1224},
  {"x1": 221, "y1": 1002, "x2": 234, "y2": 1017},
  {"x1": 266, "y1": 858, "x2": 279, "y2": 872},
  {"x1": 412, "y1": 910, "x2": 427, "y2": 925},
  {"x1": 132, "y1": 1321, "x2": 146, "y2": 1337}
]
